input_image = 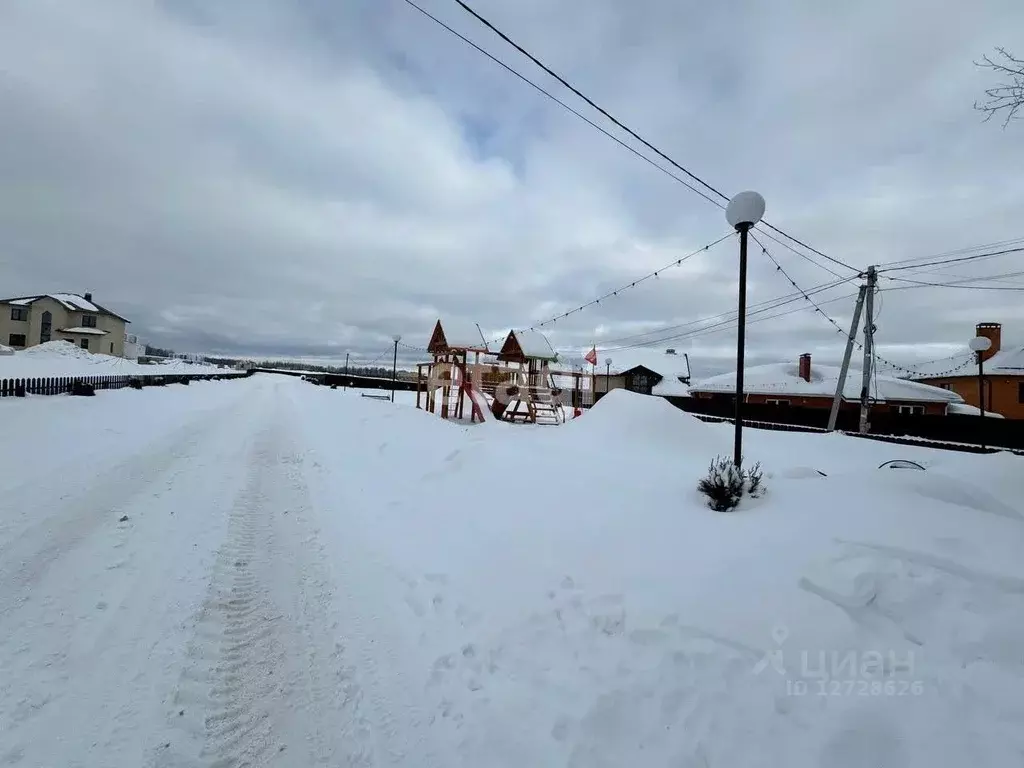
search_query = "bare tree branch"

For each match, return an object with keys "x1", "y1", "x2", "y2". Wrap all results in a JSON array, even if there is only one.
[{"x1": 974, "y1": 47, "x2": 1024, "y2": 127}]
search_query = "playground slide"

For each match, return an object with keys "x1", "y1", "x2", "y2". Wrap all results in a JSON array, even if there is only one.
[{"x1": 464, "y1": 383, "x2": 491, "y2": 422}]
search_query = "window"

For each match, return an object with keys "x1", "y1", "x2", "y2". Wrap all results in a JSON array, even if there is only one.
[
  {"x1": 110, "y1": 342, "x2": 114, "y2": 353},
  {"x1": 896, "y1": 405, "x2": 924, "y2": 415},
  {"x1": 765, "y1": 398, "x2": 791, "y2": 406},
  {"x1": 39, "y1": 310, "x2": 51, "y2": 344},
  {"x1": 10, "y1": 306, "x2": 27, "y2": 321},
  {"x1": 81, "y1": 315, "x2": 97, "y2": 328},
  {"x1": 80, "y1": 338, "x2": 90, "y2": 350},
  {"x1": 8, "y1": 333, "x2": 26, "y2": 347},
  {"x1": 938, "y1": 383, "x2": 951, "y2": 390},
  {"x1": 1019, "y1": 382, "x2": 1024, "y2": 404}
]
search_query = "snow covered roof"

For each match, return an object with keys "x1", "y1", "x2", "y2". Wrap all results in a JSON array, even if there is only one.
[
  {"x1": 690, "y1": 362, "x2": 964, "y2": 404},
  {"x1": 1, "y1": 293, "x2": 129, "y2": 321},
  {"x1": 428, "y1": 319, "x2": 489, "y2": 352},
  {"x1": 911, "y1": 344, "x2": 1024, "y2": 379},
  {"x1": 606, "y1": 348, "x2": 691, "y2": 380},
  {"x1": 498, "y1": 330, "x2": 557, "y2": 362},
  {"x1": 947, "y1": 402, "x2": 1005, "y2": 418},
  {"x1": 58, "y1": 326, "x2": 109, "y2": 336},
  {"x1": 0, "y1": 344, "x2": 13, "y2": 357}
]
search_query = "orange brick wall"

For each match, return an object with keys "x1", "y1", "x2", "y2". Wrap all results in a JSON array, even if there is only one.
[{"x1": 919, "y1": 376, "x2": 1024, "y2": 419}]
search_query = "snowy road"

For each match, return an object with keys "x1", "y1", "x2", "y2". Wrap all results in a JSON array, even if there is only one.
[
  {"x1": 2, "y1": 375, "x2": 1023, "y2": 767},
  {"x1": 0, "y1": 377, "x2": 387, "y2": 767}
]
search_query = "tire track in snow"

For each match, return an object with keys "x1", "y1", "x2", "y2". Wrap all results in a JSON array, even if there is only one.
[
  {"x1": 156, "y1": 393, "x2": 372, "y2": 767},
  {"x1": 0, "y1": 397, "x2": 252, "y2": 619}
]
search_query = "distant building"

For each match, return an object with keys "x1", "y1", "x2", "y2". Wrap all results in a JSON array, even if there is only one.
[
  {"x1": 595, "y1": 348, "x2": 692, "y2": 398},
  {"x1": 689, "y1": 353, "x2": 963, "y2": 415},
  {"x1": 0, "y1": 293, "x2": 130, "y2": 356},
  {"x1": 913, "y1": 323, "x2": 1024, "y2": 419}
]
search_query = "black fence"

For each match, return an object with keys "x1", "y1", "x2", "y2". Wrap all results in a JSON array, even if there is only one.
[
  {"x1": 251, "y1": 368, "x2": 418, "y2": 391},
  {"x1": 663, "y1": 396, "x2": 1024, "y2": 452},
  {"x1": 0, "y1": 371, "x2": 250, "y2": 398}
]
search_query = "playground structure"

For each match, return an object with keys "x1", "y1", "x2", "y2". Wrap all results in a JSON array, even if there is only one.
[
  {"x1": 492, "y1": 330, "x2": 563, "y2": 425},
  {"x1": 415, "y1": 320, "x2": 591, "y2": 425}
]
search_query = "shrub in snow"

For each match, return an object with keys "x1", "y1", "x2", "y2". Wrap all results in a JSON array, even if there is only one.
[{"x1": 697, "y1": 455, "x2": 766, "y2": 511}]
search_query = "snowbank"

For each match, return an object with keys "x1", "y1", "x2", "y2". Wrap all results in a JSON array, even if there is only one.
[
  {"x1": 0, "y1": 340, "x2": 225, "y2": 378},
  {"x1": 948, "y1": 402, "x2": 1006, "y2": 418},
  {"x1": 287, "y1": 381, "x2": 1024, "y2": 765}
]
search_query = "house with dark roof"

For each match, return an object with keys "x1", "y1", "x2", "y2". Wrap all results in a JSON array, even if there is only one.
[{"x1": 0, "y1": 292, "x2": 131, "y2": 356}]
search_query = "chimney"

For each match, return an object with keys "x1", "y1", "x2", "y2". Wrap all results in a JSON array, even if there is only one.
[
  {"x1": 976, "y1": 323, "x2": 1001, "y2": 362},
  {"x1": 84, "y1": 292, "x2": 93, "y2": 303},
  {"x1": 798, "y1": 353, "x2": 811, "y2": 382}
]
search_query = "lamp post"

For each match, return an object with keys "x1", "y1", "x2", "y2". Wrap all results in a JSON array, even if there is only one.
[
  {"x1": 725, "y1": 190, "x2": 766, "y2": 468},
  {"x1": 344, "y1": 350, "x2": 350, "y2": 388},
  {"x1": 969, "y1": 335, "x2": 992, "y2": 447},
  {"x1": 605, "y1": 358, "x2": 613, "y2": 400},
  {"x1": 391, "y1": 335, "x2": 401, "y2": 402}
]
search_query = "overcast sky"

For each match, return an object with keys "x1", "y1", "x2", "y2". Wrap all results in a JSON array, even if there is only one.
[{"x1": 2, "y1": 0, "x2": 1023, "y2": 375}]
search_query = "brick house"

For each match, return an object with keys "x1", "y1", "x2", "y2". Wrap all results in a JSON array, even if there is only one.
[
  {"x1": 690, "y1": 353, "x2": 963, "y2": 415},
  {"x1": 913, "y1": 323, "x2": 1024, "y2": 419},
  {"x1": 0, "y1": 293, "x2": 130, "y2": 356}
]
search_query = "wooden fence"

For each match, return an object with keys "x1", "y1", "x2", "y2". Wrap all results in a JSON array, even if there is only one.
[{"x1": 0, "y1": 371, "x2": 250, "y2": 398}]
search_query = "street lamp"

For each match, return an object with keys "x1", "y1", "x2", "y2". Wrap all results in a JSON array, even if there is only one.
[
  {"x1": 605, "y1": 357, "x2": 613, "y2": 399},
  {"x1": 725, "y1": 190, "x2": 766, "y2": 468},
  {"x1": 969, "y1": 335, "x2": 992, "y2": 446},
  {"x1": 391, "y1": 335, "x2": 401, "y2": 402},
  {"x1": 344, "y1": 350, "x2": 350, "y2": 388}
]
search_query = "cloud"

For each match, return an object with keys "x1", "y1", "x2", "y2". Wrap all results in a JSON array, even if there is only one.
[{"x1": 2, "y1": 0, "x2": 1023, "y2": 377}]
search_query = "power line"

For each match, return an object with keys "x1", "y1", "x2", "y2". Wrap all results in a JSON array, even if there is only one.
[
  {"x1": 874, "y1": 235, "x2": 1024, "y2": 270},
  {"x1": 589, "y1": 275, "x2": 854, "y2": 348},
  {"x1": 883, "y1": 275, "x2": 1024, "y2": 291},
  {"x1": 750, "y1": 232, "x2": 857, "y2": 340},
  {"x1": 424, "y1": 0, "x2": 860, "y2": 275},
  {"x1": 398, "y1": 0, "x2": 725, "y2": 209},
  {"x1": 876, "y1": 246, "x2": 1024, "y2": 274},
  {"x1": 601, "y1": 284, "x2": 860, "y2": 352}
]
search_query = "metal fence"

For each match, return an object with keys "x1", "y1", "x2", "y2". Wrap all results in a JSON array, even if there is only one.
[{"x1": 0, "y1": 371, "x2": 250, "y2": 398}]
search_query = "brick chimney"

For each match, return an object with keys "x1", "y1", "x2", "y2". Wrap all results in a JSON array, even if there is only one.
[
  {"x1": 976, "y1": 322, "x2": 1001, "y2": 362},
  {"x1": 798, "y1": 353, "x2": 811, "y2": 382},
  {"x1": 84, "y1": 292, "x2": 93, "y2": 303}
]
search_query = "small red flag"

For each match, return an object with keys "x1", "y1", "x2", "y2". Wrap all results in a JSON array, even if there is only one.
[{"x1": 584, "y1": 346, "x2": 598, "y2": 366}]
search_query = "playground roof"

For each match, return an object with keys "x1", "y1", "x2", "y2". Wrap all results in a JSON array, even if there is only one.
[
  {"x1": 428, "y1": 319, "x2": 490, "y2": 353},
  {"x1": 497, "y1": 330, "x2": 557, "y2": 362}
]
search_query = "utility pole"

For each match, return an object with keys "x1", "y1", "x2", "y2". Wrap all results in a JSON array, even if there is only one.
[
  {"x1": 827, "y1": 283, "x2": 867, "y2": 432},
  {"x1": 858, "y1": 266, "x2": 877, "y2": 434}
]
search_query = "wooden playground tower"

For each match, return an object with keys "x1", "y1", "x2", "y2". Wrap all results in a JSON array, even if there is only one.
[
  {"x1": 415, "y1": 320, "x2": 575, "y2": 426},
  {"x1": 492, "y1": 330, "x2": 564, "y2": 425},
  {"x1": 416, "y1": 320, "x2": 491, "y2": 423}
]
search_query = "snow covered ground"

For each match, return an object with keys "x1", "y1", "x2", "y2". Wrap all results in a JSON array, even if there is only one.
[
  {"x1": 1, "y1": 374, "x2": 1022, "y2": 766},
  {"x1": 0, "y1": 340, "x2": 228, "y2": 379}
]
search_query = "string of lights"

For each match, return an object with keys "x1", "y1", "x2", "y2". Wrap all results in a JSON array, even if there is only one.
[
  {"x1": 512, "y1": 232, "x2": 736, "y2": 334},
  {"x1": 591, "y1": 276, "x2": 856, "y2": 349}
]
